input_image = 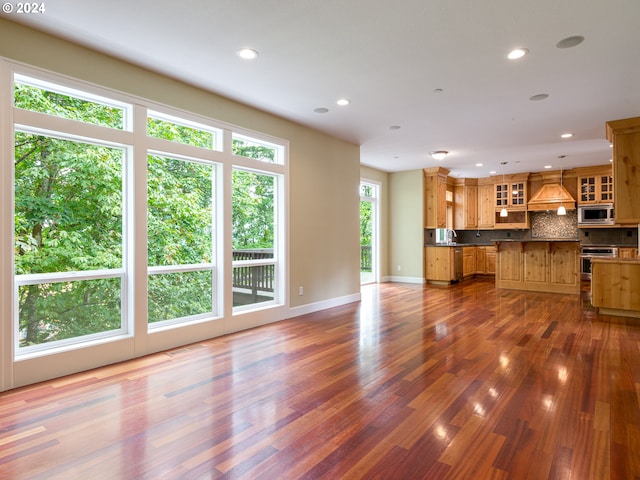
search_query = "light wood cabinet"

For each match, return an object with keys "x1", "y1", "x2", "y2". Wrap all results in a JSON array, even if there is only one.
[
  {"x1": 424, "y1": 246, "x2": 454, "y2": 283},
  {"x1": 486, "y1": 247, "x2": 496, "y2": 274},
  {"x1": 495, "y1": 241, "x2": 580, "y2": 295},
  {"x1": 619, "y1": 247, "x2": 639, "y2": 258},
  {"x1": 424, "y1": 167, "x2": 449, "y2": 229},
  {"x1": 607, "y1": 117, "x2": 640, "y2": 224},
  {"x1": 591, "y1": 258, "x2": 640, "y2": 318},
  {"x1": 454, "y1": 179, "x2": 478, "y2": 230},
  {"x1": 577, "y1": 165, "x2": 613, "y2": 204},
  {"x1": 494, "y1": 210, "x2": 530, "y2": 230},
  {"x1": 462, "y1": 246, "x2": 476, "y2": 278},
  {"x1": 476, "y1": 246, "x2": 496, "y2": 274},
  {"x1": 494, "y1": 173, "x2": 530, "y2": 229},
  {"x1": 495, "y1": 173, "x2": 528, "y2": 210},
  {"x1": 476, "y1": 247, "x2": 485, "y2": 275},
  {"x1": 477, "y1": 181, "x2": 495, "y2": 229}
]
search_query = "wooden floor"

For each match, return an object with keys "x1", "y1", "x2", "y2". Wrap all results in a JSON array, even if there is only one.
[{"x1": 1, "y1": 278, "x2": 640, "y2": 479}]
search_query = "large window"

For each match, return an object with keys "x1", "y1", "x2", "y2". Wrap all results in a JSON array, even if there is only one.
[
  {"x1": 13, "y1": 104, "x2": 127, "y2": 351},
  {"x1": 6, "y1": 67, "x2": 287, "y2": 364}
]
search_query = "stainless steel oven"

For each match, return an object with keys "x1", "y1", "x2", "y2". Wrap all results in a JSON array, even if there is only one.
[{"x1": 580, "y1": 246, "x2": 618, "y2": 280}]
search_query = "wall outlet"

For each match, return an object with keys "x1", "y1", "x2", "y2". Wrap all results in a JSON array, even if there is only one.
[
  {"x1": 298, "y1": 286, "x2": 304, "y2": 296},
  {"x1": 397, "y1": 265, "x2": 401, "y2": 272}
]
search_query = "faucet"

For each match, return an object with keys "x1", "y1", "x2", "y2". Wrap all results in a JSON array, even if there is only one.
[{"x1": 447, "y1": 229, "x2": 457, "y2": 244}]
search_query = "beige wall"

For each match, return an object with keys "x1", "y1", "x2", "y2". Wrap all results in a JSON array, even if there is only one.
[{"x1": 389, "y1": 170, "x2": 424, "y2": 281}]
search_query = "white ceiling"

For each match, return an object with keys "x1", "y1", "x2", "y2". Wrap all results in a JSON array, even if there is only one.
[{"x1": 6, "y1": 0, "x2": 640, "y2": 176}]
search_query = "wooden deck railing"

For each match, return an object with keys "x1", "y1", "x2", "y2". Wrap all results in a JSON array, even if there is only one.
[
  {"x1": 361, "y1": 245, "x2": 372, "y2": 271},
  {"x1": 233, "y1": 249, "x2": 274, "y2": 305}
]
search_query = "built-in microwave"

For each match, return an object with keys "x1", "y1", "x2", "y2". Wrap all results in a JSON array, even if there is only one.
[{"x1": 577, "y1": 204, "x2": 615, "y2": 225}]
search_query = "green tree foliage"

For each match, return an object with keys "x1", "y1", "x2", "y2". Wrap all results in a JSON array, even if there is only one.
[
  {"x1": 360, "y1": 200, "x2": 372, "y2": 247},
  {"x1": 147, "y1": 155, "x2": 213, "y2": 266},
  {"x1": 15, "y1": 83, "x2": 124, "y2": 129},
  {"x1": 232, "y1": 141, "x2": 276, "y2": 251},
  {"x1": 359, "y1": 200, "x2": 373, "y2": 272}
]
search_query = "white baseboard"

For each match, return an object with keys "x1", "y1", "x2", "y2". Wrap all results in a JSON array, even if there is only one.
[
  {"x1": 287, "y1": 292, "x2": 361, "y2": 319},
  {"x1": 386, "y1": 275, "x2": 425, "y2": 284}
]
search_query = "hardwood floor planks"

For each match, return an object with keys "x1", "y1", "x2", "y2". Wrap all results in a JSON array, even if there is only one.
[{"x1": 1, "y1": 278, "x2": 640, "y2": 479}]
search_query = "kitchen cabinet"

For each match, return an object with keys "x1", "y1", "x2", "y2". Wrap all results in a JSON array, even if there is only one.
[
  {"x1": 424, "y1": 167, "x2": 449, "y2": 229},
  {"x1": 576, "y1": 165, "x2": 613, "y2": 204},
  {"x1": 477, "y1": 180, "x2": 495, "y2": 229},
  {"x1": 494, "y1": 210, "x2": 530, "y2": 230},
  {"x1": 495, "y1": 241, "x2": 580, "y2": 295},
  {"x1": 495, "y1": 173, "x2": 529, "y2": 210},
  {"x1": 591, "y1": 257, "x2": 640, "y2": 318},
  {"x1": 454, "y1": 179, "x2": 478, "y2": 230},
  {"x1": 424, "y1": 246, "x2": 454, "y2": 283},
  {"x1": 476, "y1": 246, "x2": 496, "y2": 274},
  {"x1": 494, "y1": 173, "x2": 530, "y2": 229},
  {"x1": 462, "y1": 246, "x2": 476, "y2": 278},
  {"x1": 619, "y1": 247, "x2": 639, "y2": 258},
  {"x1": 606, "y1": 117, "x2": 640, "y2": 224}
]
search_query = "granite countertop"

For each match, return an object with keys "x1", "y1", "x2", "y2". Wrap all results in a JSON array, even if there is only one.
[
  {"x1": 494, "y1": 239, "x2": 580, "y2": 242},
  {"x1": 591, "y1": 257, "x2": 640, "y2": 264},
  {"x1": 426, "y1": 243, "x2": 495, "y2": 247}
]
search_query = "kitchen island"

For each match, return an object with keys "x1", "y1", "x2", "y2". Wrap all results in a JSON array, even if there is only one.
[
  {"x1": 495, "y1": 240, "x2": 581, "y2": 295},
  {"x1": 591, "y1": 257, "x2": 640, "y2": 318}
]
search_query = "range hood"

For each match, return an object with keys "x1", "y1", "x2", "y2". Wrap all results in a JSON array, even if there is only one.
[{"x1": 528, "y1": 183, "x2": 576, "y2": 211}]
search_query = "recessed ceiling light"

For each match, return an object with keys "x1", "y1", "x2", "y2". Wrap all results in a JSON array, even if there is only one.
[
  {"x1": 561, "y1": 133, "x2": 573, "y2": 138},
  {"x1": 489, "y1": 170, "x2": 497, "y2": 174},
  {"x1": 336, "y1": 98, "x2": 350, "y2": 106},
  {"x1": 529, "y1": 93, "x2": 549, "y2": 101},
  {"x1": 556, "y1": 35, "x2": 585, "y2": 49},
  {"x1": 476, "y1": 163, "x2": 484, "y2": 167},
  {"x1": 313, "y1": 107, "x2": 329, "y2": 114},
  {"x1": 237, "y1": 48, "x2": 259, "y2": 60},
  {"x1": 544, "y1": 165, "x2": 553, "y2": 169},
  {"x1": 507, "y1": 48, "x2": 529, "y2": 60},
  {"x1": 430, "y1": 151, "x2": 448, "y2": 160}
]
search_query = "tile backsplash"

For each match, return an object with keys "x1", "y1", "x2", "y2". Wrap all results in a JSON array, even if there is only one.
[
  {"x1": 530, "y1": 210, "x2": 578, "y2": 239},
  {"x1": 425, "y1": 210, "x2": 638, "y2": 246}
]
